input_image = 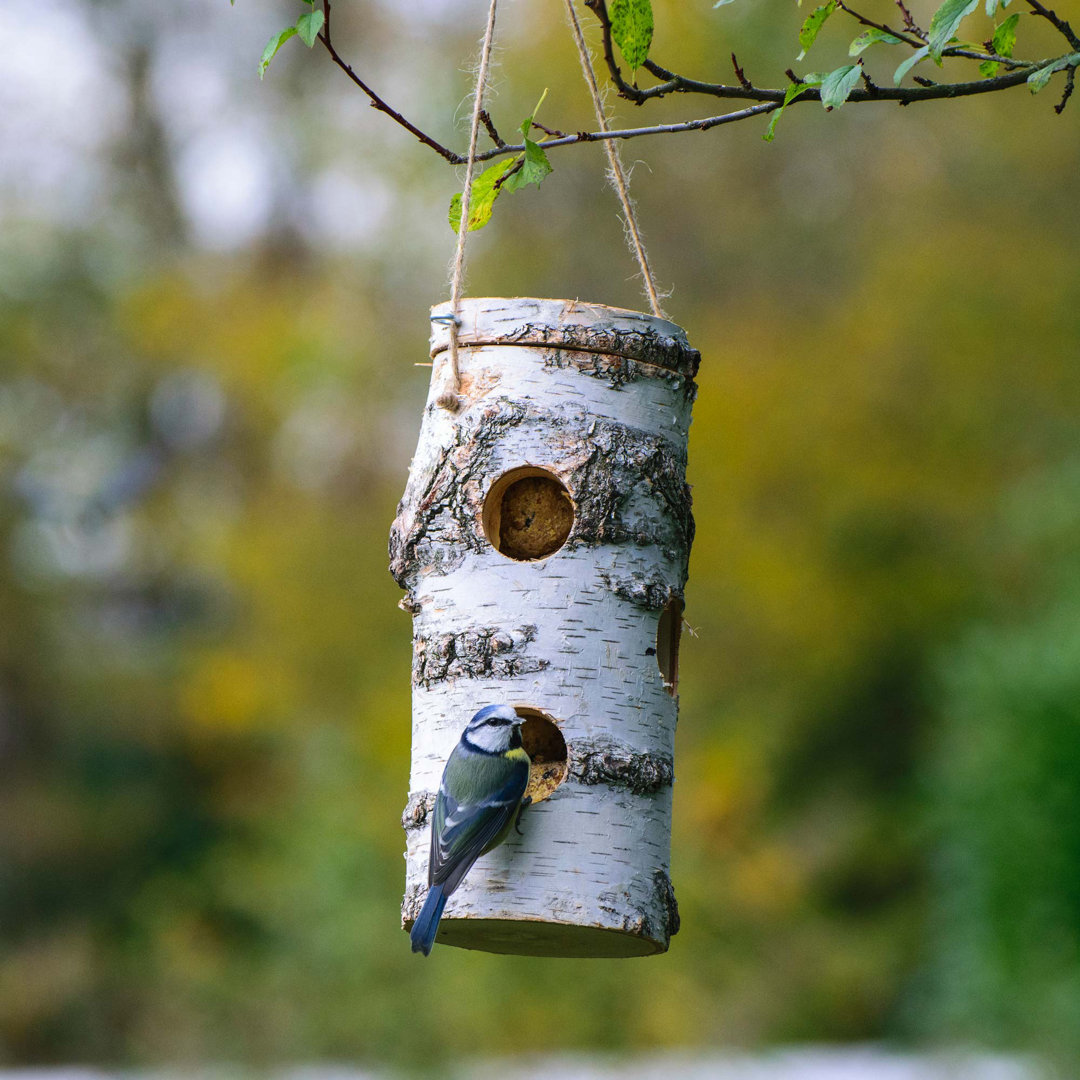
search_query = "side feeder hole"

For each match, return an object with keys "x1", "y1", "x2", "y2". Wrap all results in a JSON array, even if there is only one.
[
  {"x1": 656, "y1": 598, "x2": 683, "y2": 697},
  {"x1": 513, "y1": 706, "x2": 568, "y2": 804},
  {"x1": 483, "y1": 467, "x2": 574, "y2": 561}
]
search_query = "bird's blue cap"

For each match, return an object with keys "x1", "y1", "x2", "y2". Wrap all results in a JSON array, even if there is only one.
[{"x1": 468, "y1": 704, "x2": 520, "y2": 726}]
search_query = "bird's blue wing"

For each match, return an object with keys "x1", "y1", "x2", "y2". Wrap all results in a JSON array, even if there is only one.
[{"x1": 430, "y1": 750, "x2": 529, "y2": 895}]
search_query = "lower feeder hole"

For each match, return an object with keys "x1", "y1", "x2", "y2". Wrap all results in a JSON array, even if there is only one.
[
  {"x1": 513, "y1": 705, "x2": 568, "y2": 804},
  {"x1": 656, "y1": 598, "x2": 684, "y2": 697},
  {"x1": 482, "y1": 466, "x2": 574, "y2": 561}
]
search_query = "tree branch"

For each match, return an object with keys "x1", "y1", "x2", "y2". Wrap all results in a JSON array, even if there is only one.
[
  {"x1": 317, "y1": 0, "x2": 464, "y2": 164},
  {"x1": 1026, "y1": 0, "x2": 1080, "y2": 50},
  {"x1": 479, "y1": 109, "x2": 506, "y2": 148},
  {"x1": 1056, "y1": 65, "x2": 1076, "y2": 113},
  {"x1": 305, "y1": 0, "x2": 1074, "y2": 167},
  {"x1": 462, "y1": 62, "x2": 1041, "y2": 163},
  {"x1": 835, "y1": 0, "x2": 924, "y2": 49},
  {"x1": 471, "y1": 103, "x2": 781, "y2": 163}
]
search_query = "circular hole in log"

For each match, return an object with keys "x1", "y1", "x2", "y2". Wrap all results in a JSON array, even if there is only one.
[
  {"x1": 482, "y1": 467, "x2": 574, "y2": 561},
  {"x1": 656, "y1": 598, "x2": 683, "y2": 697},
  {"x1": 513, "y1": 706, "x2": 568, "y2": 804}
]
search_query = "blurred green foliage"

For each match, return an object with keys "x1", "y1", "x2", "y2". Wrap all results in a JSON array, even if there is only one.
[
  {"x1": 920, "y1": 460, "x2": 1080, "y2": 1068},
  {"x1": 1, "y1": 0, "x2": 1079, "y2": 1070}
]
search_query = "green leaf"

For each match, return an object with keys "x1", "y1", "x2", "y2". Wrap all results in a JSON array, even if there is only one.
[
  {"x1": 985, "y1": 0, "x2": 1012, "y2": 15},
  {"x1": 296, "y1": 9, "x2": 324, "y2": 47},
  {"x1": 992, "y1": 12, "x2": 1020, "y2": 57},
  {"x1": 820, "y1": 63, "x2": 863, "y2": 108},
  {"x1": 849, "y1": 28, "x2": 902, "y2": 55},
  {"x1": 502, "y1": 139, "x2": 553, "y2": 193},
  {"x1": 503, "y1": 89, "x2": 554, "y2": 194},
  {"x1": 979, "y1": 59, "x2": 1000, "y2": 76},
  {"x1": 1027, "y1": 60, "x2": 1059, "y2": 93},
  {"x1": 894, "y1": 44, "x2": 930, "y2": 84},
  {"x1": 1027, "y1": 52, "x2": 1080, "y2": 94},
  {"x1": 797, "y1": 1, "x2": 837, "y2": 61},
  {"x1": 713, "y1": 0, "x2": 737, "y2": 6},
  {"x1": 928, "y1": 0, "x2": 979, "y2": 61},
  {"x1": 259, "y1": 25, "x2": 297, "y2": 79},
  {"x1": 763, "y1": 77, "x2": 821, "y2": 142},
  {"x1": 609, "y1": 0, "x2": 653, "y2": 70},
  {"x1": 448, "y1": 159, "x2": 515, "y2": 232}
]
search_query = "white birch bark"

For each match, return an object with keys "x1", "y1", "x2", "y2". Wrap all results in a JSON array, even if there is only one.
[{"x1": 390, "y1": 298, "x2": 698, "y2": 957}]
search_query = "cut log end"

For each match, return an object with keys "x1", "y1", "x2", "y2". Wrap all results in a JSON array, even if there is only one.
[{"x1": 417, "y1": 917, "x2": 668, "y2": 957}]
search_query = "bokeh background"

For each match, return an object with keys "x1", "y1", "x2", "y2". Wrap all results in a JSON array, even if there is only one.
[{"x1": 2, "y1": 0, "x2": 1079, "y2": 1071}]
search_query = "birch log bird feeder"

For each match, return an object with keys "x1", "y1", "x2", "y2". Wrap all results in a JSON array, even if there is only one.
[{"x1": 390, "y1": 297, "x2": 698, "y2": 957}]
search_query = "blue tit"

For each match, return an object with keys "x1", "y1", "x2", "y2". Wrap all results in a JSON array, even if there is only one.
[{"x1": 410, "y1": 704, "x2": 531, "y2": 956}]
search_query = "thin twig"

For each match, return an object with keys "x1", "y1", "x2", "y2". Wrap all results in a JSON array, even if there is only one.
[
  {"x1": 944, "y1": 47, "x2": 1034, "y2": 69},
  {"x1": 531, "y1": 119, "x2": 567, "y2": 138},
  {"x1": 1026, "y1": 0, "x2": 1080, "y2": 50},
  {"x1": 494, "y1": 157, "x2": 524, "y2": 188},
  {"x1": 464, "y1": 66, "x2": 1044, "y2": 163},
  {"x1": 471, "y1": 104, "x2": 781, "y2": 162},
  {"x1": 479, "y1": 109, "x2": 506, "y2": 148},
  {"x1": 1056, "y1": 65, "x2": 1076, "y2": 113},
  {"x1": 895, "y1": 0, "x2": 924, "y2": 38},
  {"x1": 318, "y1": 0, "x2": 463, "y2": 163},
  {"x1": 836, "y1": 0, "x2": 923, "y2": 48},
  {"x1": 731, "y1": 53, "x2": 753, "y2": 92}
]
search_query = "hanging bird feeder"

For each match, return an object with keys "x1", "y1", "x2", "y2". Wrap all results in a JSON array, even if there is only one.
[{"x1": 391, "y1": 296, "x2": 698, "y2": 957}]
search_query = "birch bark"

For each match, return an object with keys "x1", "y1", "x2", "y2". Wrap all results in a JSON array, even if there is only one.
[{"x1": 391, "y1": 298, "x2": 698, "y2": 957}]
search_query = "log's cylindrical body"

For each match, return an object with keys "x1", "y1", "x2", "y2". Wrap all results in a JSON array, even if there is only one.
[{"x1": 390, "y1": 298, "x2": 698, "y2": 957}]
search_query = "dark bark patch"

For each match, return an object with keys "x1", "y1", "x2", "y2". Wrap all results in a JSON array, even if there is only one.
[
  {"x1": 413, "y1": 624, "x2": 548, "y2": 688},
  {"x1": 540, "y1": 347, "x2": 697, "y2": 400},
  {"x1": 498, "y1": 322, "x2": 700, "y2": 381},
  {"x1": 598, "y1": 570, "x2": 683, "y2": 611},
  {"x1": 402, "y1": 790, "x2": 437, "y2": 831},
  {"x1": 652, "y1": 869, "x2": 681, "y2": 940},
  {"x1": 401, "y1": 882, "x2": 427, "y2": 925},
  {"x1": 389, "y1": 398, "x2": 528, "y2": 587},
  {"x1": 563, "y1": 420, "x2": 694, "y2": 567},
  {"x1": 568, "y1": 737, "x2": 674, "y2": 795}
]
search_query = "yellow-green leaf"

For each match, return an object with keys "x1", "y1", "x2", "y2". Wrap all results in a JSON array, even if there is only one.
[
  {"x1": 763, "y1": 77, "x2": 821, "y2": 141},
  {"x1": 259, "y1": 25, "x2": 297, "y2": 79},
  {"x1": 448, "y1": 159, "x2": 515, "y2": 232},
  {"x1": 798, "y1": 1, "x2": 837, "y2": 61},
  {"x1": 610, "y1": 0, "x2": 653, "y2": 70},
  {"x1": 992, "y1": 12, "x2": 1020, "y2": 58}
]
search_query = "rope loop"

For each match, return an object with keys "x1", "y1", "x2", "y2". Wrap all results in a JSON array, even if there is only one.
[
  {"x1": 435, "y1": 0, "x2": 499, "y2": 412},
  {"x1": 562, "y1": 0, "x2": 665, "y2": 319}
]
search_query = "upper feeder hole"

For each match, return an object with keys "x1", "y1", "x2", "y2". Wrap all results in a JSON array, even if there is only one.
[
  {"x1": 656, "y1": 598, "x2": 683, "y2": 697},
  {"x1": 483, "y1": 467, "x2": 574, "y2": 561},
  {"x1": 513, "y1": 706, "x2": 568, "y2": 804}
]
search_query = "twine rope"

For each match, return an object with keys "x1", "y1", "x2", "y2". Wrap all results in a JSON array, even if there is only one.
[
  {"x1": 435, "y1": 0, "x2": 500, "y2": 412},
  {"x1": 562, "y1": 0, "x2": 665, "y2": 319}
]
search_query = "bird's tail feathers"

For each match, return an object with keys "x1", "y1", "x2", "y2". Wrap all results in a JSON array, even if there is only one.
[{"x1": 410, "y1": 884, "x2": 448, "y2": 956}]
